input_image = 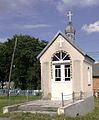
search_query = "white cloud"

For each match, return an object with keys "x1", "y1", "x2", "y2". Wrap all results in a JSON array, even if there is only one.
[
  {"x1": 0, "y1": 0, "x2": 36, "y2": 12},
  {"x1": 14, "y1": 24, "x2": 50, "y2": 29},
  {"x1": 23, "y1": 24, "x2": 50, "y2": 29},
  {"x1": 0, "y1": 0, "x2": 42, "y2": 22},
  {"x1": 57, "y1": 0, "x2": 99, "y2": 12},
  {"x1": 0, "y1": 0, "x2": 99, "y2": 14},
  {"x1": 82, "y1": 21, "x2": 99, "y2": 33},
  {"x1": 0, "y1": 38, "x2": 7, "y2": 43}
]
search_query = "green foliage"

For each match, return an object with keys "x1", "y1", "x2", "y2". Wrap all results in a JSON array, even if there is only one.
[
  {"x1": 35, "y1": 91, "x2": 42, "y2": 99},
  {"x1": 0, "y1": 43, "x2": 9, "y2": 88},
  {"x1": 0, "y1": 34, "x2": 48, "y2": 90}
]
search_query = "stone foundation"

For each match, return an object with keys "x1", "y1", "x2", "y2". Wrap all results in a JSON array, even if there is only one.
[{"x1": 58, "y1": 96, "x2": 94, "y2": 116}]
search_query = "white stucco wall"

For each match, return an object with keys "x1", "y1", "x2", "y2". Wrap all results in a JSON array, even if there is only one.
[
  {"x1": 83, "y1": 61, "x2": 93, "y2": 97},
  {"x1": 51, "y1": 81, "x2": 72, "y2": 100},
  {"x1": 40, "y1": 34, "x2": 93, "y2": 100}
]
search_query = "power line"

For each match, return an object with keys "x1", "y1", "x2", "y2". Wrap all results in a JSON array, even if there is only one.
[{"x1": 87, "y1": 52, "x2": 99, "y2": 61}]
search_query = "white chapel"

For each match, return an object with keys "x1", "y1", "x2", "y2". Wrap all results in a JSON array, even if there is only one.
[{"x1": 37, "y1": 11, "x2": 95, "y2": 100}]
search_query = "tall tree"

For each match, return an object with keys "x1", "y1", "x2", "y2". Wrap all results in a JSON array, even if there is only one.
[
  {"x1": 0, "y1": 35, "x2": 48, "y2": 90},
  {"x1": 0, "y1": 43, "x2": 7, "y2": 88}
]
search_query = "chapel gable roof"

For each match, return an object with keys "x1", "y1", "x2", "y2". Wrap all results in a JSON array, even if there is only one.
[{"x1": 37, "y1": 31, "x2": 95, "y2": 63}]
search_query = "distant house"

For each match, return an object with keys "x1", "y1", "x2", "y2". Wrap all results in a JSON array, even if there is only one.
[{"x1": 93, "y1": 63, "x2": 99, "y2": 97}]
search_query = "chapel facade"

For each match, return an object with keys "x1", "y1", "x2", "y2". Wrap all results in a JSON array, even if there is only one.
[{"x1": 37, "y1": 11, "x2": 95, "y2": 100}]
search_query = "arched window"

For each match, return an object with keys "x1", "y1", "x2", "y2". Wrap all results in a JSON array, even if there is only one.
[
  {"x1": 52, "y1": 51, "x2": 71, "y2": 81},
  {"x1": 52, "y1": 51, "x2": 70, "y2": 61}
]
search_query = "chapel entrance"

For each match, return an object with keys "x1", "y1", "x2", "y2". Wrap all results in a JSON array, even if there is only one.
[{"x1": 51, "y1": 51, "x2": 72, "y2": 100}]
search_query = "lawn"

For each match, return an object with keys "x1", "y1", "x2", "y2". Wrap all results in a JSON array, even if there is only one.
[
  {"x1": 0, "y1": 96, "x2": 99, "y2": 120},
  {"x1": 0, "y1": 95, "x2": 39, "y2": 116}
]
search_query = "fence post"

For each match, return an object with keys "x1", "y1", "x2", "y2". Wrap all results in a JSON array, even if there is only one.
[
  {"x1": 72, "y1": 91, "x2": 75, "y2": 102},
  {"x1": 61, "y1": 92, "x2": 64, "y2": 107},
  {"x1": 80, "y1": 91, "x2": 83, "y2": 100},
  {"x1": 26, "y1": 90, "x2": 29, "y2": 101}
]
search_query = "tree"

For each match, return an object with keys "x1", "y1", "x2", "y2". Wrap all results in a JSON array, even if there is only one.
[
  {"x1": 0, "y1": 43, "x2": 7, "y2": 88},
  {"x1": 0, "y1": 35, "x2": 48, "y2": 90}
]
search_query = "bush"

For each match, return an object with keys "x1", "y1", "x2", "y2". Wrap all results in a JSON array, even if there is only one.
[{"x1": 35, "y1": 91, "x2": 42, "y2": 97}]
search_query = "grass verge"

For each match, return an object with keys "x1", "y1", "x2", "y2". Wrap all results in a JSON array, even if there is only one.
[
  {"x1": 0, "y1": 97, "x2": 99, "y2": 120},
  {"x1": 0, "y1": 95, "x2": 39, "y2": 116}
]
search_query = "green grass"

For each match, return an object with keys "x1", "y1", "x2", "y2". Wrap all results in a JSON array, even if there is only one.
[
  {"x1": 0, "y1": 95, "x2": 39, "y2": 116},
  {"x1": 0, "y1": 97, "x2": 99, "y2": 120}
]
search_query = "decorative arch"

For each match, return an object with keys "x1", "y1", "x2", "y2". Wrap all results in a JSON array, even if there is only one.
[
  {"x1": 51, "y1": 51, "x2": 72, "y2": 81},
  {"x1": 52, "y1": 51, "x2": 71, "y2": 61}
]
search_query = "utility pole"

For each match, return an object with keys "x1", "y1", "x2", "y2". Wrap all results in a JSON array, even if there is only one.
[{"x1": 8, "y1": 37, "x2": 17, "y2": 96}]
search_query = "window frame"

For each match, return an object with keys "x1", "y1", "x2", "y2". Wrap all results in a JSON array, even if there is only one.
[
  {"x1": 52, "y1": 51, "x2": 71, "y2": 82},
  {"x1": 55, "y1": 65, "x2": 61, "y2": 81},
  {"x1": 64, "y1": 65, "x2": 70, "y2": 81}
]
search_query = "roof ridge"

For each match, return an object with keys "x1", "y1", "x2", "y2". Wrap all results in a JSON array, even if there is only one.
[{"x1": 37, "y1": 31, "x2": 95, "y2": 63}]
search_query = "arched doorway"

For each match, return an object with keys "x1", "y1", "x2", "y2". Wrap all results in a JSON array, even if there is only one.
[{"x1": 51, "y1": 51, "x2": 72, "y2": 100}]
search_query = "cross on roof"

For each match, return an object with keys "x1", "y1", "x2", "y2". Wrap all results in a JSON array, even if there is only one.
[
  {"x1": 58, "y1": 37, "x2": 64, "y2": 48},
  {"x1": 67, "y1": 11, "x2": 73, "y2": 22}
]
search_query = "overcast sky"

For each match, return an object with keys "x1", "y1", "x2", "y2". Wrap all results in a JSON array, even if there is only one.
[{"x1": 0, "y1": 0, "x2": 99, "y2": 61}]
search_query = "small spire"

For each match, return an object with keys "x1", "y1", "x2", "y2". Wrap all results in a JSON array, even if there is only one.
[
  {"x1": 65, "y1": 11, "x2": 75, "y2": 43},
  {"x1": 67, "y1": 11, "x2": 73, "y2": 23}
]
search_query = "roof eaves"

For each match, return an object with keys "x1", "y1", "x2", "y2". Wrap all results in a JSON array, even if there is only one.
[
  {"x1": 37, "y1": 31, "x2": 95, "y2": 63},
  {"x1": 85, "y1": 54, "x2": 95, "y2": 63},
  {"x1": 60, "y1": 32, "x2": 86, "y2": 56},
  {"x1": 37, "y1": 31, "x2": 62, "y2": 59}
]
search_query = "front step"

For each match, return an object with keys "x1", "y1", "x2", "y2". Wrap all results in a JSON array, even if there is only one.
[
  {"x1": 3, "y1": 100, "x2": 74, "y2": 114},
  {"x1": 18, "y1": 104, "x2": 58, "y2": 113}
]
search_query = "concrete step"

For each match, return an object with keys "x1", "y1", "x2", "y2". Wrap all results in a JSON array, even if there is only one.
[
  {"x1": 18, "y1": 104, "x2": 58, "y2": 112},
  {"x1": 13, "y1": 110, "x2": 57, "y2": 115}
]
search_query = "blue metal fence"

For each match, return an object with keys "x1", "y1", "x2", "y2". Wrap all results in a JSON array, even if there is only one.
[{"x1": 0, "y1": 89, "x2": 41, "y2": 96}]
